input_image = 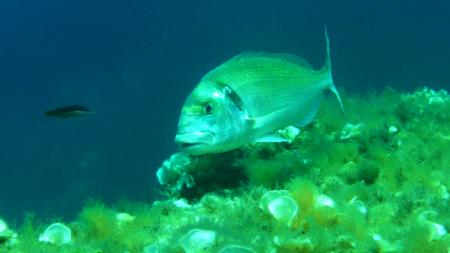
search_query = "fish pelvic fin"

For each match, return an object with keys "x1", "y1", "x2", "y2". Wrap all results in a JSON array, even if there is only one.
[{"x1": 322, "y1": 26, "x2": 345, "y2": 115}]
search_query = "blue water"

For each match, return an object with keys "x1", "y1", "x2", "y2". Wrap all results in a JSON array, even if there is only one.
[{"x1": 0, "y1": 0, "x2": 449, "y2": 222}]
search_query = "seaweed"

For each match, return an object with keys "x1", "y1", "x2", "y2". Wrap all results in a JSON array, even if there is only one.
[{"x1": 2, "y1": 87, "x2": 449, "y2": 253}]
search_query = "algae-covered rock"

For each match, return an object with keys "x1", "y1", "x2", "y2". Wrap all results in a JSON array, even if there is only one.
[{"x1": 4, "y1": 88, "x2": 450, "y2": 253}]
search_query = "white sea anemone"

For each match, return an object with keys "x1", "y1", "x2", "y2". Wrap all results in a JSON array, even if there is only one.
[
  {"x1": 316, "y1": 194, "x2": 335, "y2": 208},
  {"x1": 348, "y1": 197, "x2": 367, "y2": 216},
  {"x1": 38, "y1": 223, "x2": 72, "y2": 245},
  {"x1": 259, "y1": 190, "x2": 298, "y2": 226},
  {"x1": 179, "y1": 229, "x2": 217, "y2": 253},
  {"x1": 418, "y1": 210, "x2": 447, "y2": 241},
  {"x1": 0, "y1": 219, "x2": 7, "y2": 235}
]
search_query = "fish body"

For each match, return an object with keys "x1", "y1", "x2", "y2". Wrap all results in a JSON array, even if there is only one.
[
  {"x1": 45, "y1": 105, "x2": 93, "y2": 118},
  {"x1": 176, "y1": 29, "x2": 343, "y2": 155}
]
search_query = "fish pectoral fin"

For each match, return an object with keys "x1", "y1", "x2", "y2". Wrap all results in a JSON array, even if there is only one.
[
  {"x1": 254, "y1": 132, "x2": 290, "y2": 143},
  {"x1": 252, "y1": 108, "x2": 289, "y2": 130}
]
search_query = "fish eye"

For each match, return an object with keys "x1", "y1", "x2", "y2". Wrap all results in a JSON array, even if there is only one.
[{"x1": 204, "y1": 104, "x2": 213, "y2": 114}]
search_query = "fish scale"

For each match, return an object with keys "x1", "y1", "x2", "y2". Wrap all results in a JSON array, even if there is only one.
[
  {"x1": 205, "y1": 59, "x2": 328, "y2": 119},
  {"x1": 175, "y1": 28, "x2": 344, "y2": 155}
]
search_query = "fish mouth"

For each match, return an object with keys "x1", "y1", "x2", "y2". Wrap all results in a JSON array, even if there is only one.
[
  {"x1": 175, "y1": 131, "x2": 214, "y2": 153},
  {"x1": 179, "y1": 142, "x2": 204, "y2": 149}
]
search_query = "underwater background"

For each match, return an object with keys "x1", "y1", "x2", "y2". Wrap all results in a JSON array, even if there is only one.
[{"x1": 0, "y1": 1, "x2": 449, "y2": 250}]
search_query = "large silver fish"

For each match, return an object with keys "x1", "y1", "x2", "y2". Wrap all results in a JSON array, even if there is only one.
[{"x1": 175, "y1": 29, "x2": 344, "y2": 155}]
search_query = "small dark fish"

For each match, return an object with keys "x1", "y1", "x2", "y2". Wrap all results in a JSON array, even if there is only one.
[{"x1": 45, "y1": 105, "x2": 93, "y2": 118}]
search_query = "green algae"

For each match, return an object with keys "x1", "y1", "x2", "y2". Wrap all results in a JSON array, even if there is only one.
[{"x1": 1, "y1": 87, "x2": 449, "y2": 253}]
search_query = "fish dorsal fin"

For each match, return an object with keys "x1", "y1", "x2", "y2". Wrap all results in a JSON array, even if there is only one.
[{"x1": 230, "y1": 51, "x2": 313, "y2": 69}]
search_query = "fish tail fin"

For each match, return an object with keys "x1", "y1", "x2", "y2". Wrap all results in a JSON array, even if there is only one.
[
  {"x1": 322, "y1": 26, "x2": 332, "y2": 75},
  {"x1": 322, "y1": 26, "x2": 345, "y2": 115}
]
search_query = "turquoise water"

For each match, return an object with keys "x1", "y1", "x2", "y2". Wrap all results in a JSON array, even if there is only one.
[{"x1": 0, "y1": 0, "x2": 449, "y2": 252}]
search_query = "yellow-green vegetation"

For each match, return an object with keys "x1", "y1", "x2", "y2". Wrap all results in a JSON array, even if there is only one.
[{"x1": 0, "y1": 87, "x2": 449, "y2": 252}]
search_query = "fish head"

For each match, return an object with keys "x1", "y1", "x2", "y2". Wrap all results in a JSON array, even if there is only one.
[{"x1": 175, "y1": 82, "x2": 249, "y2": 155}]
